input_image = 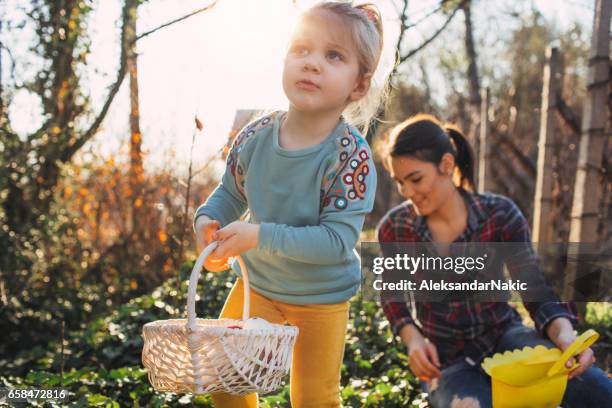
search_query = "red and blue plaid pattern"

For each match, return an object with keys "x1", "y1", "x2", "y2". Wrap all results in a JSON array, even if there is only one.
[{"x1": 376, "y1": 189, "x2": 578, "y2": 367}]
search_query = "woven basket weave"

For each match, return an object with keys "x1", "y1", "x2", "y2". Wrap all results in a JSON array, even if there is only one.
[{"x1": 142, "y1": 242, "x2": 299, "y2": 395}]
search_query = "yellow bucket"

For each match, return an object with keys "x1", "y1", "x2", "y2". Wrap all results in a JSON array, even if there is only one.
[{"x1": 481, "y1": 329, "x2": 599, "y2": 408}]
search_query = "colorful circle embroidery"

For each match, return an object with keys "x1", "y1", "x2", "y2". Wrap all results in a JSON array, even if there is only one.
[
  {"x1": 321, "y1": 134, "x2": 371, "y2": 211},
  {"x1": 334, "y1": 197, "x2": 347, "y2": 209},
  {"x1": 338, "y1": 148, "x2": 369, "y2": 200}
]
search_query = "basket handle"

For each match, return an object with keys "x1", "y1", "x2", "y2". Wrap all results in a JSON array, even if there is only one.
[
  {"x1": 186, "y1": 241, "x2": 250, "y2": 329},
  {"x1": 547, "y1": 329, "x2": 599, "y2": 377}
]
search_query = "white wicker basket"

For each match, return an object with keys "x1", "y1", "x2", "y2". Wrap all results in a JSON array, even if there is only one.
[{"x1": 142, "y1": 242, "x2": 299, "y2": 395}]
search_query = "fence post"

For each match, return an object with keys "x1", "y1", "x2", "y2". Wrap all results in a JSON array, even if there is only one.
[
  {"x1": 477, "y1": 87, "x2": 491, "y2": 192},
  {"x1": 563, "y1": 0, "x2": 611, "y2": 308},
  {"x1": 533, "y1": 47, "x2": 561, "y2": 247}
]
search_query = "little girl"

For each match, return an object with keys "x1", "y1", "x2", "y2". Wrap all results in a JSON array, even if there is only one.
[{"x1": 193, "y1": 2, "x2": 389, "y2": 407}]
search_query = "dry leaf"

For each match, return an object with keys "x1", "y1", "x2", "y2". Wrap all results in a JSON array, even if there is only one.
[{"x1": 195, "y1": 116, "x2": 204, "y2": 131}]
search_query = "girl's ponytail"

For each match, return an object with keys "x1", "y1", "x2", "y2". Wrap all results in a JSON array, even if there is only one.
[
  {"x1": 444, "y1": 125, "x2": 475, "y2": 190},
  {"x1": 354, "y1": 3, "x2": 384, "y2": 50}
]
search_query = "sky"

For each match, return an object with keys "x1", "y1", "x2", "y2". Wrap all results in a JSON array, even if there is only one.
[{"x1": 2, "y1": 0, "x2": 596, "y2": 176}]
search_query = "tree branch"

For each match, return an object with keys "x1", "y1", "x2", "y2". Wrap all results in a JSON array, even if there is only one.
[
  {"x1": 492, "y1": 130, "x2": 537, "y2": 175},
  {"x1": 555, "y1": 94, "x2": 581, "y2": 134},
  {"x1": 60, "y1": 0, "x2": 220, "y2": 164},
  {"x1": 398, "y1": 1, "x2": 463, "y2": 65},
  {"x1": 136, "y1": 0, "x2": 218, "y2": 41},
  {"x1": 391, "y1": 0, "x2": 410, "y2": 78},
  {"x1": 397, "y1": 0, "x2": 410, "y2": 32},
  {"x1": 403, "y1": 4, "x2": 443, "y2": 31}
]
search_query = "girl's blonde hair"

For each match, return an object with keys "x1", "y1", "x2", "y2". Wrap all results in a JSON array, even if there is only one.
[{"x1": 301, "y1": 1, "x2": 390, "y2": 134}]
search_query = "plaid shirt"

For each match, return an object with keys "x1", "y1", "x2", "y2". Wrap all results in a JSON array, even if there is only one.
[{"x1": 376, "y1": 189, "x2": 578, "y2": 368}]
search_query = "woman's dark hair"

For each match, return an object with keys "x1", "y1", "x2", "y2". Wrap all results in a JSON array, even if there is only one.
[{"x1": 383, "y1": 114, "x2": 475, "y2": 190}]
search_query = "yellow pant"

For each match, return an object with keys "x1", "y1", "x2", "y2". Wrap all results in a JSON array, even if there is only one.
[{"x1": 211, "y1": 278, "x2": 349, "y2": 408}]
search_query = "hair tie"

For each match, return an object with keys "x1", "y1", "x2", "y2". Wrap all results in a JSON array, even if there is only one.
[
  {"x1": 444, "y1": 128, "x2": 459, "y2": 156},
  {"x1": 357, "y1": 6, "x2": 378, "y2": 24},
  {"x1": 364, "y1": 8, "x2": 377, "y2": 22}
]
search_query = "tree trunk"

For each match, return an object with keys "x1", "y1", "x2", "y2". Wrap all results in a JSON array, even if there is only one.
[
  {"x1": 462, "y1": 0, "x2": 482, "y2": 155},
  {"x1": 123, "y1": 0, "x2": 144, "y2": 236},
  {"x1": 0, "y1": 20, "x2": 4, "y2": 119}
]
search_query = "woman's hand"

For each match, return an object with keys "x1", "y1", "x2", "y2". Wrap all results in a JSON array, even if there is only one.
[
  {"x1": 195, "y1": 215, "x2": 220, "y2": 252},
  {"x1": 546, "y1": 317, "x2": 595, "y2": 379},
  {"x1": 399, "y1": 324, "x2": 442, "y2": 381},
  {"x1": 210, "y1": 221, "x2": 260, "y2": 259}
]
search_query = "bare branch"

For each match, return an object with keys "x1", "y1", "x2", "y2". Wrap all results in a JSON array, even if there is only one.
[
  {"x1": 136, "y1": 0, "x2": 218, "y2": 41},
  {"x1": 403, "y1": 4, "x2": 443, "y2": 31},
  {"x1": 59, "y1": 1, "x2": 220, "y2": 164},
  {"x1": 191, "y1": 145, "x2": 225, "y2": 178},
  {"x1": 555, "y1": 94, "x2": 581, "y2": 134},
  {"x1": 491, "y1": 130, "x2": 537, "y2": 175},
  {"x1": 419, "y1": 59, "x2": 432, "y2": 102},
  {"x1": 490, "y1": 148, "x2": 532, "y2": 193},
  {"x1": 390, "y1": 0, "x2": 410, "y2": 78},
  {"x1": 398, "y1": 1, "x2": 463, "y2": 65},
  {"x1": 397, "y1": 0, "x2": 409, "y2": 32},
  {"x1": 60, "y1": 40, "x2": 127, "y2": 162}
]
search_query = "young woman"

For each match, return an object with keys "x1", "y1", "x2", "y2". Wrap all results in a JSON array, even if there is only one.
[{"x1": 377, "y1": 114, "x2": 612, "y2": 407}]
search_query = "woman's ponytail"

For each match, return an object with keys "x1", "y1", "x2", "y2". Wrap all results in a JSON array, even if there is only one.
[{"x1": 444, "y1": 125, "x2": 475, "y2": 190}]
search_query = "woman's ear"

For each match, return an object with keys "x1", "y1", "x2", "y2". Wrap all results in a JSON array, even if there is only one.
[
  {"x1": 349, "y1": 73, "x2": 372, "y2": 102},
  {"x1": 439, "y1": 152, "x2": 455, "y2": 176}
]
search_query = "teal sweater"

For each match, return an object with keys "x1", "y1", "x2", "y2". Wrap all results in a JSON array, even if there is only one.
[{"x1": 194, "y1": 110, "x2": 377, "y2": 304}]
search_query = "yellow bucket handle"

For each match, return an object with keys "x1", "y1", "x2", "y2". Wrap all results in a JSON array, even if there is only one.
[{"x1": 547, "y1": 329, "x2": 599, "y2": 377}]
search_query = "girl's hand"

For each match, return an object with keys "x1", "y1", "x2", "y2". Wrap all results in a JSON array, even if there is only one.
[
  {"x1": 195, "y1": 215, "x2": 220, "y2": 252},
  {"x1": 211, "y1": 221, "x2": 260, "y2": 259},
  {"x1": 546, "y1": 317, "x2": 595, "y2": 379},
  {"x1": 399, "y1": 324, "x2": 442, "y2": 381}
]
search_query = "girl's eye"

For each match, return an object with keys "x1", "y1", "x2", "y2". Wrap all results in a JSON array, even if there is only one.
[
  {"x1": 410, "y1": 177, "x2": 422, "y2": 184},
  {"x1": 327, "y1": 50, "x2": 343, "y2": 61},
  {"x1": 292, "y1": 45, "x2": 308, "y2": 56}
]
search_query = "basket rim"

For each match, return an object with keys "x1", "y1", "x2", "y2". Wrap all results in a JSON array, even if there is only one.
[{"x1": 143, "y1": 318, "x2": 299, "y2": 335}]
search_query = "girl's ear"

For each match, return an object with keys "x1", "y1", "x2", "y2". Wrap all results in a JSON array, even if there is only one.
[
  {"x1": 349, "y1": 73, "x2": 372, "y2": 102},
  {"x1": 439, "y1": 152, "x2": 455, "y2": 176}
]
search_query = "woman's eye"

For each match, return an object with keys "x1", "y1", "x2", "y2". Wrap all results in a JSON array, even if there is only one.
[{"x1": 411, "y1": 177, "x2": 422, "y2": 184}]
